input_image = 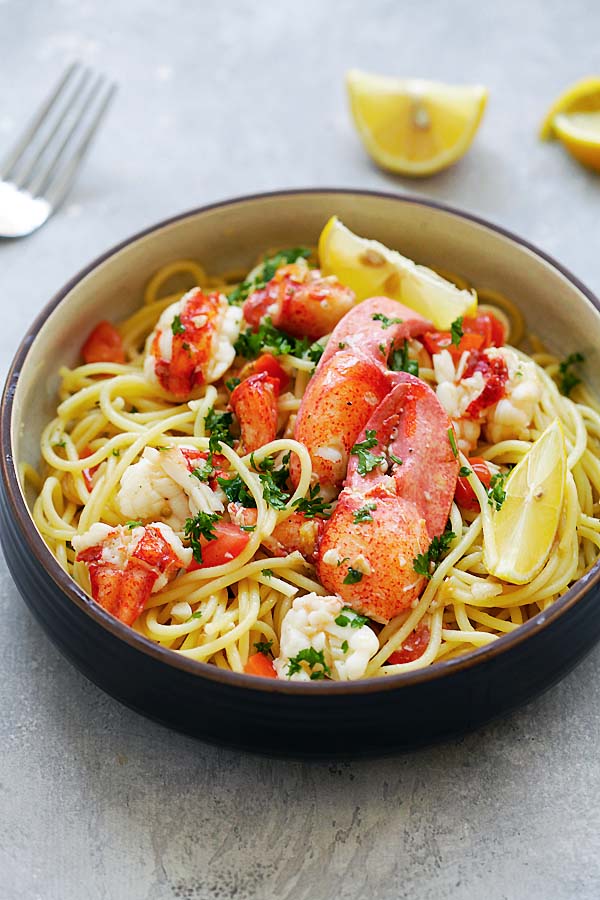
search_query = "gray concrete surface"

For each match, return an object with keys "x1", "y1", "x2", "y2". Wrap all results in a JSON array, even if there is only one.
[{"x1": 2, "y1": 1, "x2": 600, "y2": 898}]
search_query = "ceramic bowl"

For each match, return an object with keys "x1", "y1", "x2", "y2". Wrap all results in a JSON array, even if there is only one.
[{"x1": 2, "y1": 189, "x2": 600, "y2": 756}]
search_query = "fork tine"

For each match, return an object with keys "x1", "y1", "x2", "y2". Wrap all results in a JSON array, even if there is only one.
[
  {"x1": 44, "y1": 82, "x2": 117, "y2": 209},
  {"x1": 27, "y1": 73, "x2": 109, "y2": 199},
  {"x1": 12, "y1": 67, "x2": 93, "y2": 191},
  {"x1": 0, "y1": 62, "x2": 82, "y2": 180}
]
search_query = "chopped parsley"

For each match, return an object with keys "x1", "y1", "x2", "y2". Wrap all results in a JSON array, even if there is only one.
[
  {"x1": 112, "y1": 448, "x2": 120, "y2": 457},
  {"x1": 459, "y1": 466, "x2": 472, "y2": 477},
  {"x1": 204, "y1": 407, "x2": 235, "y2": 449},
  {"x1": 448, "y1": 428, "x2": 458, "y2": 458},
  {"x1": 413, "y1": 531, "x2": 456, "y2": 579},
  {"x1": 250, "y1": 453, "x2": 292, "y2": 509},
  {"x1": 389, "y1": 339, "x2": 419, "y2": 376},
  {"x1": 125, "y1": 520, "x2": 142, "y2": 529},
  {"x1": 259, "y1": 472, "x2": 290, "y2": 510},
  {"x1": 372, "y1": 313, "x2": 403, "y2": 328},
  {"x1": 188, "y1": 610, "x2": 203, "y2": 621},
  {"x1": 287, "y1": 647, "x2": 330, "y2": 680},
  {"x1": 191, "y1": 459, "x2": 214, "y2": 483},
  {"x1": 225, "y1": 376, "x2": 241, "y2": 392},
  {"x1": 254, "y1": 640, "x2": 273, "y2": 656},
  {"x1": 389, "y1": 452, "x2": 403, "y2": 466},
  {"x1": 450, "y1": 316, "x2": 464, "y2": 346},
  {"x1": 53, "y1": 439, "x2": 66, "y2": 449},
  {"x1": 350, "y1": 429, "x2": 385, "y2": 476},
  {"x1": 217, "y1": 473, "x2": 255, "y2": 507},
  {"x1": 338, "y1": 341, "x2": 347, "y2": 349},
  {"x1": 353, "y1": 501, "x2": 377, "y2": 524},
  {"x1": 226, "y1": 247, "x2": 311, "y2": 306},
  {"x1": 335, "y1": 607, "x2": 370, "y2": 628},
  {"x1": 184, "y1": 511, "x2": 219, "y2": 564},
  {"x1": 488, "y1": 471, "x2": 508, "y2": 511},
  {"x1": 558, "y1": 352, "x2": 585, "y2": 396},
  {"x1": 234, "y1": 319, "x2": 295, "y2": 358},
  {"x1": 171, "y1": 314, "x2": 186, "y2": 335},
  {"x1": 343, "y1": 567, "x2": 364, "y2": 585},
  {"x1": 292, "y1": 484, "x2": 332, "y2": 518},
  {"x1": 261, "y1": 568, "x2": 274, "y2": 578},
  {"x1": 234, "y1": 317, "x2": 323, "y2": 365},
  {"x1": 341, "y1": 640, "x2": 349, "y2": 653}
]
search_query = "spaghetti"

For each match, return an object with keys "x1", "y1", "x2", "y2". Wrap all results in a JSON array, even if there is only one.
[{"x1": 29, "y1": 243, "x2": 600, "y2": 681}]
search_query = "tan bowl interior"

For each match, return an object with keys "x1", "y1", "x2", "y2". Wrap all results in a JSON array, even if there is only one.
[{"x1": 11, "y1": 190, "x2": 600, "y2": 508}]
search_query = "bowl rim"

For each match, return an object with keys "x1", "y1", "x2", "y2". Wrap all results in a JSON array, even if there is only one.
[{"x1": 3, "y1": 185, "x2": 600, "y2": 696}]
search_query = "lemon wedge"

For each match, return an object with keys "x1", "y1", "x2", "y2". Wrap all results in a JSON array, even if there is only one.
[
  {"x1": 346, "y1": 70, "x2": 488, "y2": 176},
  {"x1": 552, "y1": 112, "x2": 600, "y2": 172},
  {"x1": 483, "y1": 419, "x2": 567, "y2": 585},
  {"x1": 318, "y1": 215, "x2": 477, "y2": 329},
  {"x1": 539, "y1": 76, "x2": 600, "y2": 139}
]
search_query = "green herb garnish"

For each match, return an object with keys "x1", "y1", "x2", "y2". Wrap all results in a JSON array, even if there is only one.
[
  {"x1": 191, "y1": 460, "x2": 214, "y2": 483},
  {"x1": 413, "y1": 531, "x2": 456, "y2": 579},
  {"x1": 287, "y1": 647, "x2": 330, "y2": 680},
  {"x1": 341, "y1": 640, "x2": 349, "y2": 653},
  {"x1": 558, "y1": 352, "x2": 585, "y2": 396},
  {"x1": 225, "y1": 377, "x2": 241, "y2": 392},
  {"x1": 335, "y1": 607, "x2": 369, "y2": 628},
  {"x1": 125, "y1": 520, "x2": 142, "y2": 529},
  {"x1": 184, "y1": 511, "x2": 219, "y2": 563},
  {"x1": 226, "y1": 248, "x2": 311, "y2": 306},
  {"x1": 389, "y1": 339, "x2": 419, "y2": 376},
  {"x1": 353, "y1": 501, "x2": 377, "y2": 524},
  {"x1": 204, "y1": 407, "x2": 235, "y2": 448},
  {"x1": 261, "y1": 568, "x2": 274, "y2": 578},
  {"x1": 188, "y1": 610, "x2": 203, "y2": 621},
  {"x1": 450, "y1": 316, "x2": 464, "y2": 347},
  {"x1": 292, "y1": 484, "x2": 332, "y2": 518},
  {"x1": 389, "y1": 452, "x2": 403, "y2": 466},
  {"x1": 459, "y1": 466, "x2": 472, "y2": 477},
  {"x1": 217, "y1": 473, "x2": 255, "y2": 507},
  {"x1": 448, "y1": 428, "x2": 458, "y2": 458},
  {"x1": 171, "y1": 314, "x2": 186, "y2": 335},
  {"x1": 372, "y1": 313, "x2": 403, "y2": 328},
  {"x1": 254, "y1": 640, "x2": 273, "y2": 656},
  {"x1": 488, "y1": 471, "x2": 508, "y2": 511},
  {"x1": 350, "y1": 430, "x2": 385, "y2": 476},
  {"x1": 343, "y1": 567, "x2": 364, "y2": 585}
]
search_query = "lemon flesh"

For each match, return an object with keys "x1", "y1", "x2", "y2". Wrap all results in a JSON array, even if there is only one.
[
  {"x1": 553, "y1": 112, "x2": 600, "y2": 172},
  {"x1": 346, "y1": 70, "x2": 488, "y2": 176},
  {"x1": 484, "y1": 420, "x2": 567, "y2": 585},
  {"x1": 539, "y1": 77, "x2": 600, "y2": 139},
  {"x1": 318, "y1": 216, "x2": 477, "y2": 329}
]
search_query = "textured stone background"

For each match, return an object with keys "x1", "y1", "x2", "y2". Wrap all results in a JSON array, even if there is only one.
[{"x1": 2, "y1": 1, "x2": 600, "y2": 898}]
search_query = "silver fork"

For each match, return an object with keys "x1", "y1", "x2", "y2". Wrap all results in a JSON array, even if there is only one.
[{"x1": 0, "y1": 62, "x2": 116, "y2": 238}]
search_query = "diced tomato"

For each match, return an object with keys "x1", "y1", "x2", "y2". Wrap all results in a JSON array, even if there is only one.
[
  {"x1": 423, "y1": 330, "x2": 484, "y2": 363},
  {"x1": 81, "y1": 321, "x2": 125, "y2": 364},
  {"x1": 238, "y1": 352, "x2": 290, "y2": 392},
  {"x1": 187, "y1": 522, "x2": 250, "y2": 570},
  {"x1": 387, "y1": 625, "x2": 431, "y2": 664},
  {"x1": 244, "y1": 652, "x2": 277, "y2": 678},
  {"x1": 454, "y1": 457, "x2": 492, "y2": 511},
  {"x1": 463, "y1": 312, "x2": 505, "y2": 349},
  {"x1": 464, "y1": 351, "x2": 509, "y2": 417},
  {"x1": 81, "y1": 445, "x2": 100, "y2": 491}
]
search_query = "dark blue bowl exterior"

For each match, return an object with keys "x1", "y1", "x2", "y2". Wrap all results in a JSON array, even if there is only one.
[
  {"x1": 3, "y1": 482, "x2": 600, "y2": 756},
  {"x1": 3, "y1": 189, "x2": 600, "y2": 757}
]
